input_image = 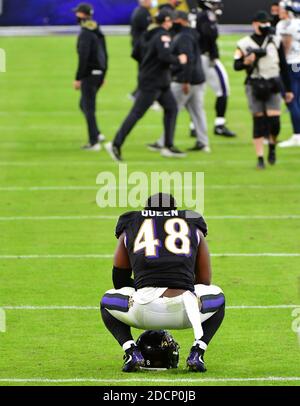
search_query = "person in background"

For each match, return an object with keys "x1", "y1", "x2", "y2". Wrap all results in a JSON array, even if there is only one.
[
  {"x1": 277, "y1": 0, "x2": 300, "y2": 148},
  {"x1": 195, "y1": 0, "x2": 236, "y2": 138},
  {"x1": 130, "y1": 0, "x2": 152, "y2": 99},
  {"x1": 148, "y1": 11, "x2": 210, "y2": 153},
  {"x1": 234, "y1": 11, "x2": 293, "y2": 169},
  {"x1": 270, "y1": 2, "x2": 280, "y2": 27},
  {"x1": 105, "y1": 9, "x2": 187, "y2": 161},
  {"x1": 73, "y1": 3, "x2": 108, "y2": 151}
]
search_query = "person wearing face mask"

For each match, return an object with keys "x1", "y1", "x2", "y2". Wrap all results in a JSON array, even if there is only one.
[
  {"x1": 130, "y1": 1, "x2": 153, "y2": 99},
  {"x1": 148, "y1": 11, "x2": 209, "y2": 152},
  {"x1": 105, "y1": 9, "x2": 187, "y2": 161},
  {"x1": 271, "y1": 2, "x2": 281, "y2": 28},
  {"x1": 73, "y1": 3, "x2": 108, "y2": 151},
  {"x1": 234, "y1": 11, "x2": 293, "y2": 170}
]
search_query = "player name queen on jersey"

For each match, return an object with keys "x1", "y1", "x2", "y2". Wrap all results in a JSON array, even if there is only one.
[{"x1": 115, "y1": 209, "x2": 207, "y2": 292}]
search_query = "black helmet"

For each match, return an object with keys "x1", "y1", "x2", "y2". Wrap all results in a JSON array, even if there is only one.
[
  {"x1": 198, "y1": 0, "x2": 223, "y2": 14},
  {"x1": 137, "y1": 330, "x2": 180, "y2": 369}
]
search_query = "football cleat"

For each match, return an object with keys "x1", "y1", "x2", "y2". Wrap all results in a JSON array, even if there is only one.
[
  {"x1": 105, "y1": 142, "x2": 122, "y2": 162},
  {"x1": 186, "y1": 344, "x2": 207, "y2": 373},
  {"x1": 187, "y1": 142, "x2": 211, "y2": 153},
  {"x1": 278, "y1": 134, "x2": 300, "y2": 148},
  {"x1": 81, "y1": 143, "x2": 101, "y2": 151},
  {"x1": 147, "y1": 142, "x2": 163, "y2": 152},
  {"x1": 214, "y1": 125, "x2": 236, "y2": 138},
  {"x1": 161, "y1": 146, "x2": 186, "y2": 158},
  {"x1": 122, "y1": 345, "x2": 145, "y2": 373}
]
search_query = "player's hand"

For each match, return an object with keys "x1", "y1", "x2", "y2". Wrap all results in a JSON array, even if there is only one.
[
  {"x1": 244, "y1": 53, "x2": 256, "y2": 65},
  {"x1": 178, "y1": 54, "x2": 188, "y2": 64},
  {"x1": 182, "y1": 83, "x2": 190, "y2": 95},
  {"x1": 285, "y1": 92, "x2": 294, "y2": 104},
  {"x1": 73, "y1": 80, "x2": 81, "y2": 90}
]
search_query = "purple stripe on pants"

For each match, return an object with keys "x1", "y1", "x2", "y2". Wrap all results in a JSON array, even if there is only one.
[{"x1": 214, "y1": 63, "x2": 227, "y2": 97}]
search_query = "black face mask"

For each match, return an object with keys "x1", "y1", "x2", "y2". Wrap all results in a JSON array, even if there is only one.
[
  {"x1": 76, "y1": 17, "x2": 86, "y2": 24},
  {"x1": 271, "y1": 15, "x2": 280, "y2": 27},
  {"x1": 172, "y1": 23, "x2": 182, "y2": 32},
  {"x1": 259, "y1": 24, "x2": 272, "y2": 36}
]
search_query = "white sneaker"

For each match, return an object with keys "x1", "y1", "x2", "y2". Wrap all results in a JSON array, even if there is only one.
[
  {"x1": 278, "y1": 134, "x2": 300, "y2": 148},
  {"x1": 98, "y1": 134, "x2": 106, "y2": 143},
  {"x1": 81, "y1": 143, "x2": 101, "y2": 151},
  {"x1": 203, "y1": 146, "x2": 211, "y2": 153},
  {"x1": 161, "y1": 146, "x2": 186, "y2": 158}
]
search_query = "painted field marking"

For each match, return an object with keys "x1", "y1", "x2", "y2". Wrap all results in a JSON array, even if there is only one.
[{"x1": 0, "y1": 377, "x2": 299, "y2": 383}]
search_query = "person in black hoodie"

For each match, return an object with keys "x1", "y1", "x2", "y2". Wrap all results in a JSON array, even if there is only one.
[
  {"x1": 148, "y1": 11, "x2": 209, "y2": 153},
  {"x1": 105, "y1": 9, "x2": 187, "y2": 161},
  {"x1": 73, "y1": 3, "x2": 108, "y2": 151}
]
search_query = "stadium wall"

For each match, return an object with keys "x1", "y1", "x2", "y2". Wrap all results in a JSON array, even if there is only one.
[{"x1": 0, "y1": 0, "x2": 277, "y2": 26}]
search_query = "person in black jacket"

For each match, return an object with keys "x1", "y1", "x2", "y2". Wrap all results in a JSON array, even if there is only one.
[
  {"x1": 149, "y1": 11, "x2": 210, "y2": 152},
  {"x1": 73, "y1": 3, "x2": 108, "y2": 151},
  {"x1": 130, "y1": 1, "x2": 152, "y2": 99},
  {"x1": 105, "y1": 9, "x2": 187, "y2": 162}
]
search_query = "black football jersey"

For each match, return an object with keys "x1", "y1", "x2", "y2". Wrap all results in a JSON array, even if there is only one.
[{"x1": 115, "y1": 209, "x2": 207, "y2": 292}]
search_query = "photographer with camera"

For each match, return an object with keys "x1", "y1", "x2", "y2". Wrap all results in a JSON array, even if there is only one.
[{"x1": 234, "y1": 11, "x2": 293, "y2": 169}]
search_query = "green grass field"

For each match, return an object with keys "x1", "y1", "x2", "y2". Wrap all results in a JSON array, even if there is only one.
[{"x1": 0, "y1": 34, "x2": 300, "y2": 386}]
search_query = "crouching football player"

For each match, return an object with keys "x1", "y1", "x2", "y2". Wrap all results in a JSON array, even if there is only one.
[{"x1": 100, "y1": 193, "x2": 225, "y2": 372}]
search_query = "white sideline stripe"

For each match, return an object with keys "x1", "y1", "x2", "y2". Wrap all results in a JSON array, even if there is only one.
[
  {"x1": 0, "y1": 253, "x2": 299, "y2": 260},
  {"x1": 2, "y1": 305, "x2": 299, "y2": 310},
  {"x1": 0, "y1": 215, "x2": 299, "y2": 221},
  {"x1": 1, "y1": 185, "x2": 300, "y2": 192},
  {"x1": 1, "y1": 161, "x2": 300, "y2": 168},
  {"x1": 0, "y1": 377, "x2": 299, "y2": 383}
]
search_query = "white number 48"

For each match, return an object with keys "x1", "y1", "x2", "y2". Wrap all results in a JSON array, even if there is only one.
[{"x1": 133, "y1": 218, "x2": 190, "y2": 257}]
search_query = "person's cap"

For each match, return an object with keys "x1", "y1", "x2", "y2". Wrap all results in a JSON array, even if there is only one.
[
  {"x1": 174, "y1": 10, "x2": 189, "y2": 21},
  {"x1": 155, "y1": 8, "x2": 176, "y2": 24},
  {"x1": 73, "y1": 3, "x2": 94, "y2": 15},
  {"x1": 252, "y1": 10, "x2": 271, "y2": 23}
]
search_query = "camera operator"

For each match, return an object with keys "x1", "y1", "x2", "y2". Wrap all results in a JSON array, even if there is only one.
[{"x1": 234, "y1": 11, "x2": 293, "y2": 170}]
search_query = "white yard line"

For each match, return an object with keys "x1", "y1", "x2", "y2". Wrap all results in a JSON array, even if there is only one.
[
  {"x1": 0, "y1": 377, "x2": 299, "y2": 383},
  {"x1": 2, "y1": 305, "x2": 299, "y2": 311},
  {"x1": 0, "y1": 215, "x2": 299, "y2": 221},
  {"x1": 1, "y1": 160, "x2": 300, "y2": 168},
  {"x1": 1, "y1": 184, "x2": 300, "y2": 192},
  {"x1": 0, "y1": 253, "x2": 299, "y2": 260}
]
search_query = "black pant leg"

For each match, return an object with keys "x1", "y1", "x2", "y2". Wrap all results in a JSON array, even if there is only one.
[
  {"x1": 100, "y1": 307, "x2": 133, "y2": 347},
  {"x1": 157, "y1": 87, "x2": 178, "y2": 148},
  {"x1": 201, "y1": 305, "x2": 225, "y2": 346},
  {"x1": 113, "y1": 89, "x2": 158, "y2": 148},
  {"x1": 80, "y1": 76, "x2": 102, "y2": 145}
]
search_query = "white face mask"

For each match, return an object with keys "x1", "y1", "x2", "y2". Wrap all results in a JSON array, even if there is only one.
[{"x1": 151, "y1": 0, "x2": 158, "y2": 8}]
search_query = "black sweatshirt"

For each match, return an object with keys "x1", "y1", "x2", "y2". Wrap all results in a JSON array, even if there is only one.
[
  {"x1": 196, "y1": 10, "x2": 219, "y2": 60},
  {"x1": 171, "y1": 26, "x2": 205, "y2": 85},
  {"x1": 130, "y1": 6, "x2": 152, "y2": 48},
  {"x1": 234, "y1": 34, "x2": 291, "y2": 92},
  {"x1": 76, "y1": 20, "x2": 108, "y2": 81},
  {"x1": 136, "y1": 26, "x2": 179, "y2": 91}
]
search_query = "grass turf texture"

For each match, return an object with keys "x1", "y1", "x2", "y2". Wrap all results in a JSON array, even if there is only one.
[{"x1": 0, "y1": 34, "x2": 300, "y2": 386}]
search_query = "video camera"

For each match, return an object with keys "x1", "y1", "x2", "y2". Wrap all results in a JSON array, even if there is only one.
[{"x1": 245, "y1": 47, "x2": 267, "y2": 59}]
